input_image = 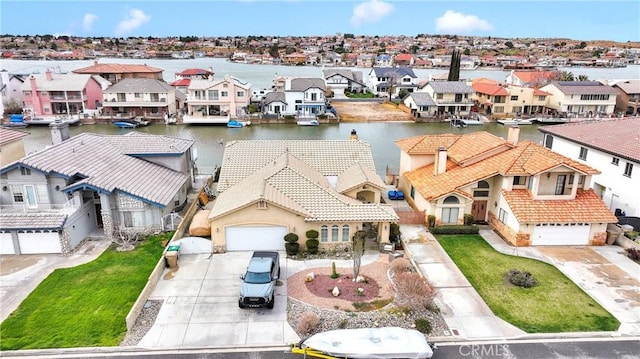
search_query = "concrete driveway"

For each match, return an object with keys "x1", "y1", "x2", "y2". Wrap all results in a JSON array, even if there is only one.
[{"x1": 138, "y1": 251, "x2": 298, "y2": 349}]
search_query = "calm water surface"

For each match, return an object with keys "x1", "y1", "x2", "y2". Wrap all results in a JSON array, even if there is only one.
[{"x1": 22, "y1": 122, "x2": 545, "y2": 177}]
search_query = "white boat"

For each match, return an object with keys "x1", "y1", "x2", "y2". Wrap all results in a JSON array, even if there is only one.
[
  {"x1": 497, "y1": 118, "x2": 532, "y2": 125},
  {"x1": 297, "y1": 119, "x2": 320, "y2": 126},
  {"x1": 290, "y1": 327, "x2": 435, "y2": 359},
  {"x1": 22, "y1": 108, "x2": 81, "y2": 126}
]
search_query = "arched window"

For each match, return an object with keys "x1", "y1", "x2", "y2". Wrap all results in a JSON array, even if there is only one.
[
  {"x1": 443, "y1": 196, "x2": 459, "y2": 204},
  {"x1": 442, "y1": 196, "x2": 460, "y2": 224},
  {"x1": 477, "y1": 180, "x2": 489, "y2": 188},
  {"x1": 342, "y1": 225, "x2": 350, "y2": 242},
  {"x1": 320, "y1": 225, "x2": 328, "y2": 242},
  {"x1": 331, "y1": 225, "x2": 339, "y2": 242}
]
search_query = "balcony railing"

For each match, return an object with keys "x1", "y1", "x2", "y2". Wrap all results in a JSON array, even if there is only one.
[{"x1": 0, "y1": 199, "x2": 81, "y2": 215}]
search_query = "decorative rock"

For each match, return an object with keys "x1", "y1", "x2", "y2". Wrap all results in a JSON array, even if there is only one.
[
  {"x1": 305, "y1": 272, "x2": 315, "y2": 282},
  {"x1": 355, "y1": 275, "x2": 366, "y2": 283},
  {"x1": 332, "y1": 286, "x2": 340, "y2": 297}
]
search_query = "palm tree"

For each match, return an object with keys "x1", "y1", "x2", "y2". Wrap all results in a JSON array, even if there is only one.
[
  {"x1": 560, "y1": 71, "x2": 575, "y2": 81},
  {"x1": 577, "y1": 74, "x2": 589, "y2": 81}
]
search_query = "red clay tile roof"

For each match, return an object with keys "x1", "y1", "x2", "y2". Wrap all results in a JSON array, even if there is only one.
[
  {"x1": 395, "y1": 54, "x2": 413, "y2": 61},
  {"x1": 72, "y1": 63, "x2": 163, "y2": 74},
  {"x1": 503, "y1": 189, "x2": 618, "y2": 223},
  {"x1": 539, "y1": 118, "x2": 640, "y2": 162},
  {"x1": 0, "y1": 127, "x2": 29, "y2": 145},
  {"x1": 472, "y1": 83, "x2": 509, "y2": 96},
  {"x1": 177, "y1": 68, "x2": 213, "y2": 76},
  {"x1": 448, "y1": 132, "x2": 508, "y2": 163},
  {"x1": 514, "y1": 70, "x2": 557, "y2": 83},
  {"x1": 396, "y1": 134, "x2": 460, "y2": 155},
  {"x1": 169, "y1": 78, "x2": 191, "y2": 87}
]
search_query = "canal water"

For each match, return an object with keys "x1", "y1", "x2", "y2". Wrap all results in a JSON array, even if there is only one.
[{"x1": 21, "y1": 122, "x2": 545, "y2": 177}]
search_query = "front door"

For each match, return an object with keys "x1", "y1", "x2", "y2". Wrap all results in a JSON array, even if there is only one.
[{"x1": 471, "y1": 200, "x2": 487, "y2": 222}]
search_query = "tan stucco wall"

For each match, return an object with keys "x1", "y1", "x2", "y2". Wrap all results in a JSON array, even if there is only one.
[{"x1": 0, "y1": 141, "x2": 26, "y2": 167}]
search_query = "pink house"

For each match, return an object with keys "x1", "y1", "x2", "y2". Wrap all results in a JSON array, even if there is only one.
[{"x1": 21, "y1": 70, "x2": 104, "y2": 116}]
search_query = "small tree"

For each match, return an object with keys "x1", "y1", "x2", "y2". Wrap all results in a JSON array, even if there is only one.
[
  {"x1": 352, "y1": 230, "x2": 367, "y2": 281},
  {"x1": 284, "y1": 232, "x2": 299, "y2": 256},
  {"x1": 305, "y1": 229, "x2": 319, "y2": 254},
  {"x1": 113, "y1": 228, "x2": 138, "y2": 251}
]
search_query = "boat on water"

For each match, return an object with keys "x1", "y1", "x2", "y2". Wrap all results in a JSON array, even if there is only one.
[
  {"x1": 227, "y1": 119, "x2": 250, "y2": 128},
  {"x1": 112, "y1": 121, "x2": 138, "y2": 129},
  {"x1": 22, "y1": 108, "x2": 80, "y2": 126},
  {"x1": 297, "y1": 119, "x2": 320, "y2": 126},
  {"x1": 497, "y1": 118, "x2": 533, "y2": 125},
  {"x1": 289, "y1": 327, "x2": 435, "y2": 359},
  {"x1": 112, "y1": 117, "x2": 150, "y2": 128},
  {"x1": 3, "y1": 114, "x2": 29, "y2": 128}
]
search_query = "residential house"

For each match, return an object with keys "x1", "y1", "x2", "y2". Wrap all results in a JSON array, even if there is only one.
[
  {"x1": 503, "y1": 86, "x2": 552, "y2": 116},
  {"x1": 367, "y1": 67, "x2": 418, "y2": 98},
  {"x1": 611, "y1": 79, "x2": 640, "y2": 115},
  {"x1": 394, "y1": 54, "x2": 414, "y2": 67},
  {"x1": 540, "y1": 81, "x2": 618, "y2": 116},
  {"x1": 0, "y1": 70, "x2": 26, "y2": 115},
  {"x1": 322, "y1": 69, "x2": 366, "y2": 94},
  {"x1": 208, "y1": 139, "x2": 399, "y2": 252},
  {"x1": 505, "y1": 70, "x2": 559, "y2": 88},
  {"x1": 539, "y1": 118, "x2": 640, "y2": 217},
  {"x1": 0, "y1": 128, "x2": 29, "y2": 167},
  {"x1": 21, "y1": 70, "x2": 104, "y2": 117},
  {"x1": 418, "y1": 81, "x2": 475, "y2": 116},
  {"x1": 263, "y1": 77, "x2": 327, "y2": 118},
  {"x1": 472, "y1": 82, "x2": 509, "y2": 114},
  {"x1": 356, "y1": 54, "x2": 374, "y2": 68},
  {"x1": 0, "y1": 125, "x2": 196, "y2": 255},
  {"x1": 72, "y1": 61, "x2": 163, "y2": 83},
  {"x1": 403, "y1": 92, "x2": 437, "y2": 118},
  {"x1": 282, "y1": 53, "x2": 308, "y2": 65},
  {"x1": 101, "y1": 78, "x2": 178, "y2": 119},
  {"x1": 169, "y1": 68, "x2": 215, "y2": 95},
  {"x1": 395, "y1": 128, "x2": 616, "y2": 246},
  {"x1": 182, "y1": 75, "x2": 251, "y2": 124},
  {"x1": 376, "y1": 54, "x2": 394, "y2": 67}
]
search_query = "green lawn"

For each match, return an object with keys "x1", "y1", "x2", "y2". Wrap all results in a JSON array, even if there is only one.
[
  {"x1": 0, "y1": 232, "x2": 172, "y2": 350},
  {"x1": 437, "y1": 235, "x2": 620, "y2": 333}
]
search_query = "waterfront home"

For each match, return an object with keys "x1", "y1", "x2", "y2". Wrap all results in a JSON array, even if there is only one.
[
  {"x1": 394, "y1": 53, "x2": 414, "y2": 67},
  {"x1": 402, "y1": 92, "x2": 437, "y2": 119},
  {"x1": 472, "y1": 82, "x2": 551, "y2": 117},
  {"x1": 0, "y1": 124, "x2": 195, "y2": 255},
  {"x1": 396, "y1": 127, "x2": 617, "y2": 246},
  {"x1": 101, "y1": 78, "x2": 179, "y2": 119},
  {"x1": 416, "y1": 81, "x2": 474, "y2": 116},
  {"x1": 263, "y1": 77, "x2": 327, "y2": 118},
  {"x1": 182, "y1": 75, "x2": 251, "y2": 124},
  {"x1": 376, "y1": 54, "x2": 394, "y2": 67},
  {"x1": 21, "y1": 70, "x2": 105, "y2": 118},
  {"x1": 0, "y1": 69, "x2": 26, "y2": 114},
  {"x1": 322, "y1": 69, "x2": 366, "y2": 95},
  {"x1": 72, "y1": 61, "x2": 163, "y2": 83},
  {"x1": 539, "y1": 118, "x2": 640, "y2": 217},
  {"x1": 611, "y1": 79, "x2": 640, "y2": 115},
  {"x1": 539, "y1": 81, "x2": 618, "y2": 116},
  {"x1": 169, "y1": 68, "x2": 215, "y2": 93},
  {"x1": 505, "y1": 70, "x2": 559, "y2": 88},
  {"x1": 367, "y1": 67, "x2": 418, "y2": 98},
  {"x1": 0, "y1": 128, "x2": 28, "y2": 167},
  {"x1": 208, "y1": 139, "x2": 398, "y2": 252}
]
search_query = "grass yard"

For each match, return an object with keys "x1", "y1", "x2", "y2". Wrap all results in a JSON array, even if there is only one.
[
  {"x1": 0, "y1": 232, "x2": 172, "y2": 350},
  {"x1": 437, "y1": 234, "x2": 620, "y2": 333}
]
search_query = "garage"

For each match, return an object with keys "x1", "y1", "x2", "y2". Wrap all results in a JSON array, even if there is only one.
[
  {"x1": 18, "y1": 231, "x2": 62, "y2": 254},
  {"x1": 1, "y1": 232, "x2": 16, "y2": 255},
  {"x1": 531, "y1": 223, "x2": 591, "y2": 246},
  {"x1": 225, "y1": 225, "x2": 287, "y2": 251}
]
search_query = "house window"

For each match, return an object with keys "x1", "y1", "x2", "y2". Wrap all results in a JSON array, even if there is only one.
[
  {"x1": 494, "y1": 106, "x2": 504, "y2": 113},
  {"x1": 555, "y1": 175, "x2": 566, "y2": 195},
  {"x1": 510, "y1": 95, "x2": 519, "y2": 101},
  {"x1": 320, "y1": 225, "x2": 328, "y2": 242},
  {"x1": 538, "y1": 96, "x2": 546, "y2": 101},
  {"x1": 513, "y1": 176, "x2": 526, "y2": 185},
  {"x1": 436, "y1": 93, "x2": 443, "y2": 99},
  {"x1": 134, "y1": 93, "x2": 143, "y2": 98},
  {"x1": 473, "y1": 190, "x2": 489, "y2": 197},
  {"x1": 441, "y1": 208, "x2": 459, "y2": 224},
  {"x1": 498, "y1": 208, "x2": 508, "y2": 223},
  {"x1": 612, "y1": 157, "x2": 619, "y2": 166},
  {"x1": 624, "y1": 163, "x2": 633, "y2": 177},
  {"x1": 410, "y1": 186, "x2": 415, "y2": 199},
  {"x1": 20, "y1": 167, "x2": 31, "y2": 176},
  {"x1": 579, "y1": 147, "x2": 588, "y2": 160},
  {"x1": 223, "y1": 83, "x2": 228, "y2": 88},
  {"x1": 544, "y1": 134, "x2": 554, "y2": 149},
  {"x1": 11, "y1": 185, "x2": 24, "y2": 202},
  {"x1": 236, "y1": 91, "x2": 244, "y2": 97},
  {"x1": 221, "y1": 91, "x2": 228, "y2": 97},
  {"x1": 342, "y1": 225, "x2": 350, "y2": 242},
  {"x1": 208, "y1": 90, "x2": 218, "y2": 100},
  {"x1": 257, "y1": 200, "x2": 267, "y2": 209},
  {"x1": 331, "y1": 225, "x2": 339, "y2": 242}
]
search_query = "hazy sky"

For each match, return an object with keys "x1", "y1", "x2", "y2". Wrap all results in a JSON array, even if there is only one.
[{"x1": 2, "y1": 1, "x2": 639, "y2": 42}]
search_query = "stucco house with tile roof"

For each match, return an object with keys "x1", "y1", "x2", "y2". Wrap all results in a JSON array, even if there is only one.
[
  {"x1": 182, "y1": 75, "x2": 251, "y2": 124},
  {"x1": 611, "y1": 79, "x2": 640, "y2": 115},
  {"x1": 396, "y1": 127, "x2": 617, "y2": 246},
  {"x1": 539, "y1": 81, "x2": 618, "y2": 116},
  {"x1": 208, "y1": 139, "x2": 399, "y2": 252},
  {"x1": 539, "y1": 117, "x2": 640, "y2": 217},
  {"x1": 102, "y1": 78, "x2": 178, "y2": 118},
  {"x1": 0, "y1": 126, "x2": 196, "y2": 255},
  {"x1": 72, "y1": 61, "x2": 163, "y2": 83}
]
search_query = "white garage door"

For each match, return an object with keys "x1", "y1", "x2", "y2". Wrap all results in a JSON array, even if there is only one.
[
  {"x1": 531, "y1": 224, "x2": 590, "y2": 246},
  {"x1": 0, "y1": 232, "x2": 16, "y2": 255},
  {"x1": 225, "y1": 226, "x2": 287, "y2": 251},
  {"x1": 18, "y1": 231, "x2": 62, "y2": 254}
]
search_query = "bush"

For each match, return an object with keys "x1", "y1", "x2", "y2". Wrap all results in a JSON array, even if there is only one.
[
  {"x1": 306, "y1": 230, "x2": 319, "y2": 240},
  {"x1": 429, "y1": 225, "x2": 479, "y2": 234},
  {"x1": 296, "y1": 311, "x2": 319, "y2": 335},
  {"x1": 626, "y1": 247, "x2": 640, "y2": 261},
  {"x1": 284, "y1": 232, "x2": 300, "y2": 256},
  {"x1": 393, "y1": 272, "x2": 436, "y2": 310},
  {"x1": 306, "y1": 238, "x2": 319, "y2": 254},
  {"x1": 507, "y1": 268, "x2": 537, "y2": 288},
  {"x1": 414, "y1": 318, "x2": 432, "y2": 334},
  {"x1": 624, "y1": 231, "x2": 639, "y2": 240},
  {"x1": 463, "y1": 214, "x2": 475, "y2": 225},
  {"x1": 389, "y1": 258, "x2": 413, "y2": 273}
]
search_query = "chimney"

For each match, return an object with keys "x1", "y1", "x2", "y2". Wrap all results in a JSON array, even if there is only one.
[
  {"x1": 349, "y1": 129, "x2": 359, "y2": 141},
  {"x1": 434, "y1": 146, "x2": 447, "y2": 176},
  {"x1": 45, "y1": 69, "x2": 53, "y2": 81},
  {"x1": 94, "y1": 60, "x2": 98, "y2": 65},
  {"x1": 507, "y1": 125, "x2": 520, "y2": 145},
  {"x1": 50, "y1": 119, "x2": 70, "y2": 144}
]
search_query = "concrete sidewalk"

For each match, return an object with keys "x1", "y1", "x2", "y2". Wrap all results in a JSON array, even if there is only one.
[{"x1": 401, "y1": 224, "x2": 640, "y2": 341}]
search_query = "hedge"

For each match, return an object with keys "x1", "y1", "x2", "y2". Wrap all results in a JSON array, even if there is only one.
[{"x1": 429, "y1": 225, "x2": 479, "y2": 234}]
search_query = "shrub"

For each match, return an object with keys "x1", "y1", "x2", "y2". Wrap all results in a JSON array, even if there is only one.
[
  {"x1": 429, "y1": 225, "x2": 479, "y2": 234},
  {"x1": 306, "y1": 238, "x2": 319, "y2": 254},
  {"x1": 390, "y1": 258, "x2": 413, "y2": 273},
  {"x1": 624, "y1": 231, "x2": 639, "y2": 240},
  {"x1": 626, "y1": 247, "x2": 640, "y2": 261},
  {"x1": 507, "y1": 268, "x2": 537, "y2": 288},
  {"x1": 284, "y1": 232, "x2": 300, "y2": 256},
  {"x1": 393, "y1": 272, "x2": 436, "y2": 310},
  {"x1": 330, "y1": 261, "x2": 340, "y2": 279},
  {"x1": 306, "y1": 230, "x2": 319, "y2": 240},
  {"x1": 463, "y1": 214, "x2": 475, "y2": 225},
  {"x1": 414, "y1": 318, "x2": 432, "y2": 334},
  {"x1": 296, "y1": 311, "x2": 319, "y2": 335}
]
